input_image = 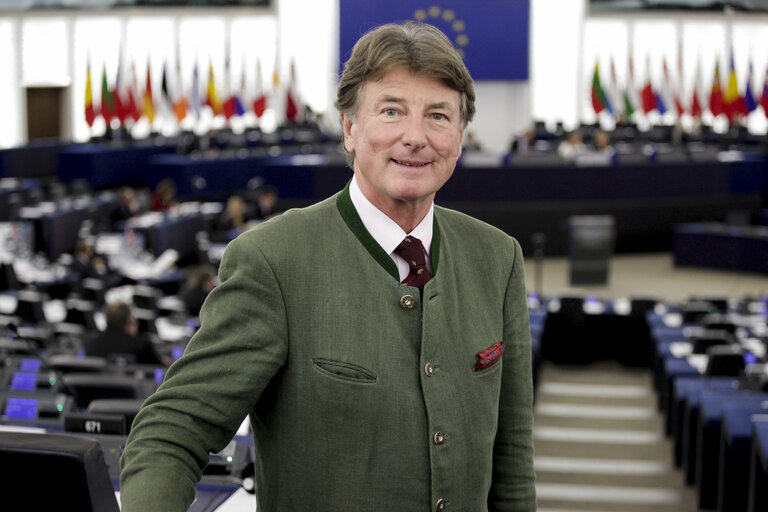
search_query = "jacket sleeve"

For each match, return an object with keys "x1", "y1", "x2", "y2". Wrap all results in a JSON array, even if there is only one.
[
  {"x1": 119, "y1": 232, "x2": 289, "y2": 512},
  {"x1": 488, "y1": 237, "x2": 537, "y2": 511}
]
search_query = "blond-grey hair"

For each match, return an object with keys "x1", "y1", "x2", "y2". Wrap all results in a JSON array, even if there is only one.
[{"x1": 336, "y1": 22, "x2": 476, "y2": 167}]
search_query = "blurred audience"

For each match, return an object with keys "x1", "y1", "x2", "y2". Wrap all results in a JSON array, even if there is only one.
[
  {"x1": 151, "y1": 179, "x2": 178, "y2": 212},
  {"x1": 253, "y1": 185, "x2": 280, "y2": 220},
  {"x1": 178, "y1": 264, "x2": 217, "y2": 317},
  {"x1": 83, "y1": 300, "x2": 168, "y2": 366},
  {"x1": 510, "y1": 128, "x2": 535, "y2": 155},
  {"x1": 217, "y1": 195, "x2": 249, "y2": 232},
  {"x1": 557, "y1": 130, "x2": 586, "y2": 161},
  {"x1": 462, "y1": 131, "x2": 483, "y2": 152},
  {"x1": 111, "y1": 186, "x2": 142, "y2": 226}
]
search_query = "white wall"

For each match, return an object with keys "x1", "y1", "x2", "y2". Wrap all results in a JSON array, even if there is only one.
[{"x1": 3, "y1": 2, "x2": 768, "y2": 152}]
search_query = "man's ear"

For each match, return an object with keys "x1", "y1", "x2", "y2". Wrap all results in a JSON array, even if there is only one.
[{"x1": 341, "y1": 112, "x2": 355, "y2": 154}]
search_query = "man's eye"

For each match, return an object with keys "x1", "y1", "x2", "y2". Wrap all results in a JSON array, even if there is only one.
[
  {"x1": 431, "y1": 113, "x2": 446, "y2": 121},
  {"x1": 383, "y1": 108, "x2": 398, "y2": 116}
]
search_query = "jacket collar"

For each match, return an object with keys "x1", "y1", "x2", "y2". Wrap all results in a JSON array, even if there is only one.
[{"x1": 336, "y1": 180, "x2": 441, "y2": 281}]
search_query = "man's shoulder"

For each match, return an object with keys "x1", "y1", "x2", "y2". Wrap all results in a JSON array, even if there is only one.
[
  {"x1": 225, "y1": 193, "x2": 343, "y2": 254},
  {"x1": 435, "y1": 205, "x2": 516, "y2": 244}
]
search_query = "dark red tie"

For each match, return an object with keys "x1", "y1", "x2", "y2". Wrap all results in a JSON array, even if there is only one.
[{"x1": 394, "y1": 236, "x2": 432, "y2": 292}]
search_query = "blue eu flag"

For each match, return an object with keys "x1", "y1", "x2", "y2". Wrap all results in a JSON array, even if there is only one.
[{"x1": 339, "y1": 0, "x2": 530, "y2": 81}]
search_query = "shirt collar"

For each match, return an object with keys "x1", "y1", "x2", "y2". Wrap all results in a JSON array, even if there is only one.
[{"x1": 349, "y1": 175, "x2": 434, "y2": 256}]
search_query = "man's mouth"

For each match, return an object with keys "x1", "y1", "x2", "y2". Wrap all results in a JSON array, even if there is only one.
[{"x1": 392, "y1": 159, "x2": 429, "y2": 167}]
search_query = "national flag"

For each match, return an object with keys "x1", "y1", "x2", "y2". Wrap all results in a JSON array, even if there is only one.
[
  {"x1": 709, "y1": 59, "x2": 725, "y2": 117},
  {"x1": 127, "y1": 61, "x2": 142, "y2": 122},
  {"x1": 252, "y1": 59, "x2": 266, "y2": 118},
  {"x1": 760, "y1": 68, "x2": 768, "y2": 117},
  {"x1": 205, "y1": 60, "x2": 223, "y2": 116},
  {"x1": 190, "y1": 62, "x2": 201, "y2": 120},
  {"x1": 590, "y1": 60, "x2": 612, "y2": 115},
  {"x1": 744, "y1": 61, "x2": 757, "y2": 114},
  {"x1": 84, "y1": 60, "x2": 95, "y2": 127},
  {"x1": 222, "y1": 56, "x2": 244, "y2": 119},
  {"x1": 114, "y1": 62, "x2": 132, "y2": 125},
  {"x1": 622, "y1": 56, "x2": 638, "y2": 118},
  {"x1": 723, "y1": 50, "x2": 746, "y2": 120},
  {"x1": 142, "y1": 62, "x2": 155, "y2": 124},
  {"x1": 100, "y1": 64, "x2": 116, "y2": 123},
  {"x1": 640, "y1": 56, "x2": 657, "y2": 114},
  {"x1": 690, "y1": 59, "x2": 703, "y2": 118},
  {"x1": 171, "y1": 52, "x2": 187, "y2": 123},
  {"x1": 606, "y1": 57, "x2": 622, "y2": 117},
  {"x1": 285, "y1": 59, "x2": 301, "y2": 122},
  {"x1": 161, "y1": 62, "x2": 170, "y2": 107},
  {"x1": 655, "y1": 58, "x2": 673, "y2": 116},
  {"x1": 668, "y1": 56, "x2": 685, "y2": 116}
]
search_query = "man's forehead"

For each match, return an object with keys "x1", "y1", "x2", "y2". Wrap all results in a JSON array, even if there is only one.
[{"x1": 362, "y1": 71, "x2": 460, "y2": 106}]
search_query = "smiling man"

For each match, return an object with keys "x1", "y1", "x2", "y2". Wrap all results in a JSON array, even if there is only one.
[{"x1": 120, "y1": 22, "x2": 536, "y2": 512}]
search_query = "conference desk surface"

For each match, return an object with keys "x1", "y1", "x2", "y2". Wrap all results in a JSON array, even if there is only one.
[{"x1": 58, "y1": 142, "x2": 178, "y2": 189}]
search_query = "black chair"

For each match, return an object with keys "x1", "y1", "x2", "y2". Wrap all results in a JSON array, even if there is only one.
[
  {"x1": 0, "y1": 431, "x2": 119, "y2": 511},
  {"x1": 0, "y1": 262, "x2": 19, "y2": 291},
  {"x1": 47, "y1": 354, "x2": 109, "y2": 374},
  {"x1": 87, "y1": 398, "x2": 145, "y2": 430},
  {"x1": 679, "y1": 300, "x2": 717, "y2": 324},
  {"x1": 61, "y1": 373, "x2": 141, "y2": 409},
  {"x1": 705, "y1": 345, "x2": 746, "y2": 377},
  {"x1": 14, "y1": 289, "x2": 47, "y2": 325},
  {"x1": 63, "y1": 298, "x2": 98, "y2": 330},
  {"x1": 689, "y1": 329, "x2": 735, "y2": 354}
]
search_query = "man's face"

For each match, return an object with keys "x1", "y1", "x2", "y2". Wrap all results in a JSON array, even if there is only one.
[{"x1": 342, "y1": 66, "x2": 464, "y2": 215}]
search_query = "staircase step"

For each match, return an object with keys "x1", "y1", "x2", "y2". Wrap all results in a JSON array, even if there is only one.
[
  {"x1": 533, "y1": 362, "x2": 694, "y2": 511},
  {"x1": 536, "y1": 483, "x2": 686, "y2": 511},
  {"x1": 534, "y1": 413, "x2": 663, "y2": 431}
]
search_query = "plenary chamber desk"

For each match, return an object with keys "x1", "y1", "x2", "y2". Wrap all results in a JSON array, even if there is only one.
[{"x1": 143, "y1": 152, "x2": 767, "y2": 256}]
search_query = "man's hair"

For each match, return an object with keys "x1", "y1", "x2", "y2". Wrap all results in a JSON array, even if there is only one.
[
  {"x1": 105, "y1": 301, "x2": 132, "y2": 331},
  {"x1": 336, "y1": 22, "x2": 476, "y2": 167}
]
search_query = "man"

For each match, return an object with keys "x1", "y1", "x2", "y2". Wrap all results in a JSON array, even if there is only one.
[
  {"x1": 120, "y1": 22, "x2": 535, "y2": 511},
  {"x1": 84, "y1": 300, "x2": 165, "y2": 366}
]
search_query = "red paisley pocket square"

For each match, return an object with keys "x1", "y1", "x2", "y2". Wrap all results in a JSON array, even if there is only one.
[{"x1": 476, "y1": 342, "x2": 504, "y2": 371}]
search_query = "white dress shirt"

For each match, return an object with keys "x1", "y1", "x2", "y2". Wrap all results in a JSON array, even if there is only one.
[{"x1": 349, "y1": 175, "x2": 433, "y2": 282}]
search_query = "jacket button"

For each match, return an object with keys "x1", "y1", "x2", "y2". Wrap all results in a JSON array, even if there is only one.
[
  {"x1": 435, "y1": 498, "x2": 447, "y2": 511},
  {"x1": 434, "y1": 431, "x2": 446, "y2": 445},
  {"x1": 424, "y1": 362, "x2": 435, "y2": 376},
  {"x1": 400, "y1": 295, "x2": 415, "y2": 309}
]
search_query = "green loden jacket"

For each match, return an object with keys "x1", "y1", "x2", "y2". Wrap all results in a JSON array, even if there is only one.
[{"x1": 119, "y1": 183, "x2": 536, "y2": 511}]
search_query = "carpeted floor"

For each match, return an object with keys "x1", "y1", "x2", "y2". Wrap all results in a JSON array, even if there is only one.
[{"x1": 524, "y1": 252, "x2": 768, "y2": 303}]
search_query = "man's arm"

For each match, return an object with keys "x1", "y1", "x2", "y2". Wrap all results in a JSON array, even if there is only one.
[
  {"x1": 488, "y1": 237, "x2": 537, "y2": 511},
  {"x1": 120, "y1": 233, "x2": 289, "y2": 511}
]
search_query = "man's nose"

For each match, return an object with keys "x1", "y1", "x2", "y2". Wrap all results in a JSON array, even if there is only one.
[{"x1": 402, "y1": 116, "x2": 428, "y2": 148}]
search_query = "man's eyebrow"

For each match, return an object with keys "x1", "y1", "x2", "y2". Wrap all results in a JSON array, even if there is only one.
[
  {"x1": 376, "y1": 95, "x2": 405, "y2": 105},
  {"x1": 427, "y1": 101, "x2": 454, "y2": 111}
]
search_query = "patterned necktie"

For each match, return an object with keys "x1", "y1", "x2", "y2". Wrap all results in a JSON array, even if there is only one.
[{"x1": 394, "y1": 236, "x2": 432, "y2": 292}]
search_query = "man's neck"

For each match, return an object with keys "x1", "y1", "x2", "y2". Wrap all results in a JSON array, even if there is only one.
[{"x1": 353, "y1": 178, "x2": 433, "y2": 233}]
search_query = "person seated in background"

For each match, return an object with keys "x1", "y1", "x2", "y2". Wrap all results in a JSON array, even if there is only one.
[
  {"x1": 557, "y1": 130, "x2": 586, "y2": 161},
  {"x1": 253, "y1": 185, "x2": 279, "y2": 220},
  {"x1": 178, "y1": 264, "x2": 217, "y2": 318},
  {"x1": 71, "y1": 238, "x2": 123, "y2": 290},
  {"x1": 84, "y1": 300, "x2": 168, "y2": 366},
  {"x1": 462, "y1": 131, "x2": 483, "y2": 152},
  {"x1": 216, "y1": 195, "x2": 248, "y2": 233},
  {"x1": 111, "y1": 186, "x2": 142, "y2": 227},
  {"x1": 586, "y1": 129, "x2": 617, "y2": 164},
  {"x1": 151, "y1": 179, "x2": 178, "y2": 212},
  {"x1": 510, "y1": 128, "x2": 535, "y2": 155}
]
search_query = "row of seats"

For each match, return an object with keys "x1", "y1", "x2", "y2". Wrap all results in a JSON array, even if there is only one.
[{"x1": 650, "y1": 295, "x2": 768, "y2": 512}]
